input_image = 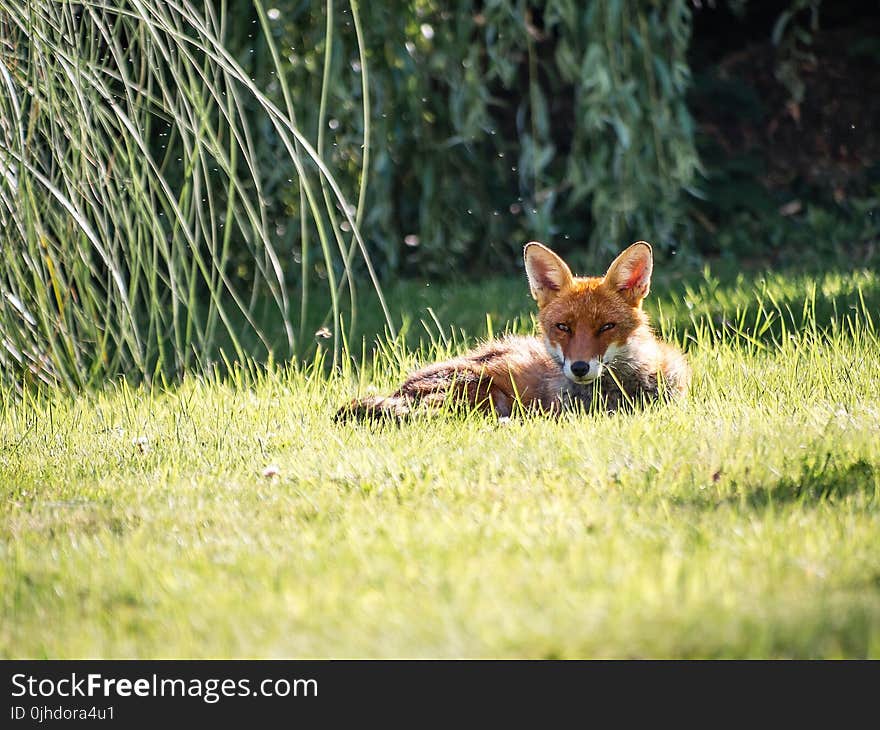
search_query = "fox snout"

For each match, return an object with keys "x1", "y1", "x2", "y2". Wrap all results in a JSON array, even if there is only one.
[
  {"x1": 567, "y1": 358, "x2": 601, "y2": 383},
  {"x1": 552, "y1": 331, "x2": 611, "y2": 384},
  {"x1": 545, "y1": 338, "x2": 607, "y2": 383}
]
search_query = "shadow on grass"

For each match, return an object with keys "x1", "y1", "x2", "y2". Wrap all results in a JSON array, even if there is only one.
[
  {"x1": 329, "y1": 257, "x2": 880, "y2": 358},
  {"x1": 198, "y1": 255, "x2": 880, "y2": 381},
  {"x1": 677, "y1": 455, "x2": 878, "y2": 511},
  {"x1": 740, "y1": 457, "x2": 877, "y2": 509}
]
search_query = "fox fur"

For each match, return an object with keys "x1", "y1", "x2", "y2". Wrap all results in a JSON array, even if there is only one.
[{"x1": 336, "y1": 241, "x2": 690, "y2": 420}]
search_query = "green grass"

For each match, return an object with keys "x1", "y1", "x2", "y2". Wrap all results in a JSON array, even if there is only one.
[{"x1": 2, "y1": 264, "x2": 880, "y2": 658}]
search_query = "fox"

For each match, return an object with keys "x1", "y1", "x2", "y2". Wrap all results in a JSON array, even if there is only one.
[{"x1": 336, "y1": 241, "x2": 690, "y2": 420}]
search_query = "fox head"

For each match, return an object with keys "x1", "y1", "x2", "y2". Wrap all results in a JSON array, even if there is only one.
[{"x1": 524, "y1": 241, "x2": 653, "y2": 384}]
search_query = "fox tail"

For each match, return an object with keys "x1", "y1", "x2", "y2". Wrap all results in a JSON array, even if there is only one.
[{"x1": 333, "y1": 395, "x2": 414, "y2": 423}]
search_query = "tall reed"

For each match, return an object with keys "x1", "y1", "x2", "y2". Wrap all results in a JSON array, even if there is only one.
[{"x1": 0, "y1": 0, "x2": 391, "y2": 392}]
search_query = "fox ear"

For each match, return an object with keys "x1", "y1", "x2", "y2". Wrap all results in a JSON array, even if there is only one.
[
  {"x1": 604, "y1": 241, "x2": 653, "y2": 307},
  {"x1": 524, "y1": 242, "x2": 574, "y2": 307}
]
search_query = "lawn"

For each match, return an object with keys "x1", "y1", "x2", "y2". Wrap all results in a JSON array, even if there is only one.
[{"x1": 1, "y1": 263, "x2": 879, "y2": 658}]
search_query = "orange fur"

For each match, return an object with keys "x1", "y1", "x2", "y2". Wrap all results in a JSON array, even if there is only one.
[{"x1": 336, "y1": 241, "x2": 690, "y2": 421}]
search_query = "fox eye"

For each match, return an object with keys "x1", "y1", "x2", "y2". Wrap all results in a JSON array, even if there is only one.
[
  {"x1": 598, "y1": 322, "x2": 616, "y2": 334},
  {"x1": 555, "y1": 323, "x2": 571, "y2": 333}
]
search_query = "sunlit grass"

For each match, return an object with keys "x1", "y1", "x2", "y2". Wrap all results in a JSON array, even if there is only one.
[{"x1": 1, "y1": 267, "x2": 879, "y2": 657}]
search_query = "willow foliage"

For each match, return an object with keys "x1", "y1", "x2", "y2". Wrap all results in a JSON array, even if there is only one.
[{"x1": 268, "y1": 0, "x2": 699, "y2": 277}]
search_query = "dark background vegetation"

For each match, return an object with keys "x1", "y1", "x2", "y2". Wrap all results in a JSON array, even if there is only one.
[{"x1": 226, "y1": 0, "x2": 880, "y2": 282}]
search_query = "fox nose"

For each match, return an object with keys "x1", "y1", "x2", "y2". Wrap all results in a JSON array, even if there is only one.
[{"x1": 570, "y1": 360, "x2": 590, "y2": 378}]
